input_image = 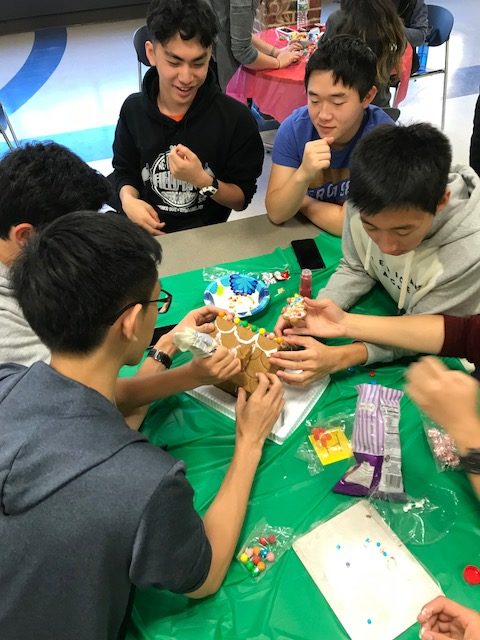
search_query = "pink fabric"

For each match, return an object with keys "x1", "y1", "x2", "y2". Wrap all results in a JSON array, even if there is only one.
[{"x1": 226, "y1": 29, "x2": 308, "y2": 122}]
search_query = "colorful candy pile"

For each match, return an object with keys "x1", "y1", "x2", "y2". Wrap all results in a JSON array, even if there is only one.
[
  {"x1": 238, "y1": 534, "x2": 277, "y2": 577},
  {"x1": 425, "y1": 426, "x2": 460, "y2": 470}
]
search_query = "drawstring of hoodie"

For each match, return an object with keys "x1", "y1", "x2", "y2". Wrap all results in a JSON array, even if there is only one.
[
  {"x1": 363, "y1": 237, "x2": 373, "y2": 273},
  {"x1": 398, "y1": 250, "x2": 414, "y2": 310}
]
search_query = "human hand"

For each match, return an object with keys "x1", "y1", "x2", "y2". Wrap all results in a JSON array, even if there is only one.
[
  {"x1": 283, "y1": 298, "x2": 349, "y2": 338},
  {"x1": 286, "y1": 42, "x2": 304, "y2": 53},
  {"x1": 277, "y1": 48, "x2": 303, "y2": 68},
  {"x1": 122, "y1": 196, "x2": 165, "y2": 236},
  {"x1": 418, "y1": 595, "x2": 480, "y2": 640},
  {"x1": 405, "y1": 357, "x2": 480, "y2": 451},
  {"x1": 169, "y1": 144, "x2": 208, "y2": 186},
  {"x1": 189, "y1": 345, "x2": 241, "y2": 386},
  {"x1": 173, "y1": 305, "x2": 224, "y2": 335},
  {"x1": 268, "y1": 335, "x2": 340, "y2": 385},
  {"x1": 298, "y1": 137, "x2": 334, "y2": 183},
  {"x1": 235, "y1": 373, "x2": 284, "y2": 449}
]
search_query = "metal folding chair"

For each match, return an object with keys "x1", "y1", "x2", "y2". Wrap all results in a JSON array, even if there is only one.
[
  {"x1": 394, "y1": 4, "x2": 454, "y2": 130},
  {"x1": 0, "y1": 102, "x2": 19, "y2": 150},
  {"x1": 133, "y1": 25, "x2": 151, "y2": 91}
]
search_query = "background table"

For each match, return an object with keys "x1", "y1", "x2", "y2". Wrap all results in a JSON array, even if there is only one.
[
  {"x1": 226, "y1": 30, "x2": 414, "y2": 121},
  {"x1": 125, "y1": 230, "x2": 480, "y2": 640},
  {"x1": 226, "y1": 29, "x2": 308, "y2": 122},
  {"x1": 157, "y1": 214, "x2": 318, "y2": 276}
]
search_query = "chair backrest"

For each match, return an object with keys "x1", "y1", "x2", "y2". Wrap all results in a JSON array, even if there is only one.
[
  {"x1": 0, "y1": 102, "x2": 7, "y2": 130},
  {"x1": 133, "y1": 25, "x2": 151, "y2": 68},
  {"x1": 426, "y1": 5, "x2": 454, "y2": 47}
]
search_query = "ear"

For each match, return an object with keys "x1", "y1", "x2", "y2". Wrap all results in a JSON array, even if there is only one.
[
  {"x1": 435, "y1": 189, "x2": 451, "y2": 214},
  {"x1": 9, "y1": 223, "x2": 35, "y2": 248},
  {"x1": 145, "y1": 40, "x2": 156, "y2": 67},
  {"x1": 119, "y1": 304, "x2": 144, "y2": 343},
  {"x1": 361, "y1": 85, "x2": 377, "y2": 108}
]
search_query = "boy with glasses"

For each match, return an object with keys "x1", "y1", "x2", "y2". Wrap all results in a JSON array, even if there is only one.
[{"x1": 0, "y1": 211, "x2": 284, "y2": 639}]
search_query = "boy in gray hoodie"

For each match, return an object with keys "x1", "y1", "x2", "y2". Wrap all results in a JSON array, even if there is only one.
[
  {"x1": 271, "y1": 123, "x2": 480, "y2": 385},
  {"x1": 0, "y1": 212, "x2": 283, "y2": 639}
]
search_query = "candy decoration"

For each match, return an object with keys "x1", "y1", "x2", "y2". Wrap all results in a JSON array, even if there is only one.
[
  {"x1": 463, "y1": 565, "x2": 480, "y2": 585},
  {"x1": 238, "y1": 531, "x2": 281, "y2": 578},
  {"x1": 426, "y1": 427, "x2": 460, "y2": 468}
]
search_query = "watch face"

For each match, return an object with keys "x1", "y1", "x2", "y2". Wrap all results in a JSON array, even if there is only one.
[{"x1": 202, "y1": 186, "x2": 217, "y2": 195}]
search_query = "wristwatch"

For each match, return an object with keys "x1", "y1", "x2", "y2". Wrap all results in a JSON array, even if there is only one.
[
  {"x1": 459, "y1": 448, "x2": 480, "y2": 474},
  {"x1": 199, "y1": 177, "x2": 219, "y2": 197},
  {"x1": 147, "y1": 348, "x2": 172, "y2": 369}
]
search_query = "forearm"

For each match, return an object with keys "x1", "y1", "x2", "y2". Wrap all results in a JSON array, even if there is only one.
[
  {"x1": 343, "y1": 314, "x2": 445, "y2": 354},
  {"x1": 331, "y1": 342, "x2": 368, "y2": 371},
  {"x1": 115, "y1": 335, "x2": 178, "y2": 414},
  {"x1": 266, "y1": 171, "x2": 310, "y2": 223},
  {"x1": 252, "y1": 35, "x2": 278, "y2": 58},
  {"x1": 189, "y1": 442, "x2": 262, "y2": 597},
  {"x1": 212, "y1": 180, "x2": 245, "y2": 210},
  {"x1": 119, "y1": 185, "x2": 140, "y2": 207},
  {"x1": 300, "y1": 199, "x2": 344, "y2": 236},
  {"x1": 243, "y1": 42, "x2": 280, "y2": 71}
]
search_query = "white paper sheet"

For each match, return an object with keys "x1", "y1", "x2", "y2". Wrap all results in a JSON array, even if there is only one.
[{"x1": 293, "y1": 500, "x2": 443, "y2": 640}]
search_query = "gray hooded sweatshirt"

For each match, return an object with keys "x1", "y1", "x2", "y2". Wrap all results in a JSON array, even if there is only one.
[
  {"x1": 0, "y1": 262, "x2": 50, "y2": 366},
  {"x1": 318, "y1": 165, "x2": 480, "y2": 364},
  {"x1": 0, "y1": 362, "x2": 211, "y2": 640}
]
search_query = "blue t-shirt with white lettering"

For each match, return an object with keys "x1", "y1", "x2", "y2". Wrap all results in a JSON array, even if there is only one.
[{"x1": 272, "y1": 105, "x2": 393, "y2": 204}]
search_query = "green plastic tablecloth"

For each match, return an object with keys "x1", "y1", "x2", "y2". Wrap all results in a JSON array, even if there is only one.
[{"x1": 123, "y1": 233, "x2": 480, "y2": 640}]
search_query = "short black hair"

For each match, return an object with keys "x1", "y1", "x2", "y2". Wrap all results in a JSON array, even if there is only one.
[
  {"x1": 0, "y1": 142, "x2": 112, "y2": 239},
  {"x1": 146, "y1": 0, "x2": 218, "y2": 48},
  {"x1": 307, "y1": 35, "x2": 377, "y2": 100},
  {"x1": 349, "y1": 123, "x2": 452, "y2": 215},
  {"x1": 11, "y1": 212, "x2": 162, "y2": 355}
]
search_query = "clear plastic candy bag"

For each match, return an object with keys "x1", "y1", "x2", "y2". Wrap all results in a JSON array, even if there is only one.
[{"x1": 236, "y1": 518, "x2": 295, "y2": 580}]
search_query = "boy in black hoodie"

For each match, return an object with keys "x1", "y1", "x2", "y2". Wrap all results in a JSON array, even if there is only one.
[{"x1": 113, "y1": 0, "x2": 264, "y2": 234}]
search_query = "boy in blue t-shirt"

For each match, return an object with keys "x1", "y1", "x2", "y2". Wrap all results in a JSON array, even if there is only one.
[{"x1": 266, "y1": 35, "x2": 393, "y2": 236}]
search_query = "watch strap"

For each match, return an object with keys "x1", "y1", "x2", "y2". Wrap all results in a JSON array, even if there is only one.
[
  {"x1": 147, "y1": 348, "x2": 172, "y2": 369},
  {"x1": 459, "y1": 448, "x2": 480, "y2": 474}
]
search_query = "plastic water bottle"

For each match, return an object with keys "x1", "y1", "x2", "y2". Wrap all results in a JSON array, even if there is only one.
[{"x1": 296, "y1": 0, "x2": 309, "y2": 30}]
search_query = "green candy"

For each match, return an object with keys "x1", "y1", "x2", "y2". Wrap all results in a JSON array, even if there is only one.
[
  {"x1": 241, "y1": 320, "x2": 249, "y2": 327},
  {"x1": 250, "y1": 325, "x2": 257, "y2": 332},
  {"x1": 246, "y1": 560, "x2": 255, "y2": 571}
]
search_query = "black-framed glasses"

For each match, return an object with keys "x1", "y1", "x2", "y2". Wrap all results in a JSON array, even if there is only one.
[{"x1": 108, "y1": 289, "x2": 172, "y2": 324}]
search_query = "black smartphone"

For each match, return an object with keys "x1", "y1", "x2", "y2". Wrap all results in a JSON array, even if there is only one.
[
  {"x1": 149, "y1": 324, "x2": 176, "y2": 348},
  {"x1": 291, "y1": 239, "x2": 326, "y2": 270}
]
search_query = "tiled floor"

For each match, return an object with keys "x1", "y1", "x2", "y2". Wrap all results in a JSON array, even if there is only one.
[{"x1": 0, "y1": 0, "x2": 478, "y2": 220}]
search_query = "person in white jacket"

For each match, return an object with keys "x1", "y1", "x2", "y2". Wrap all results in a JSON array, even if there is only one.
[{"x1": 272, "y1": 123, "x2": 480, "y2": 385}]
